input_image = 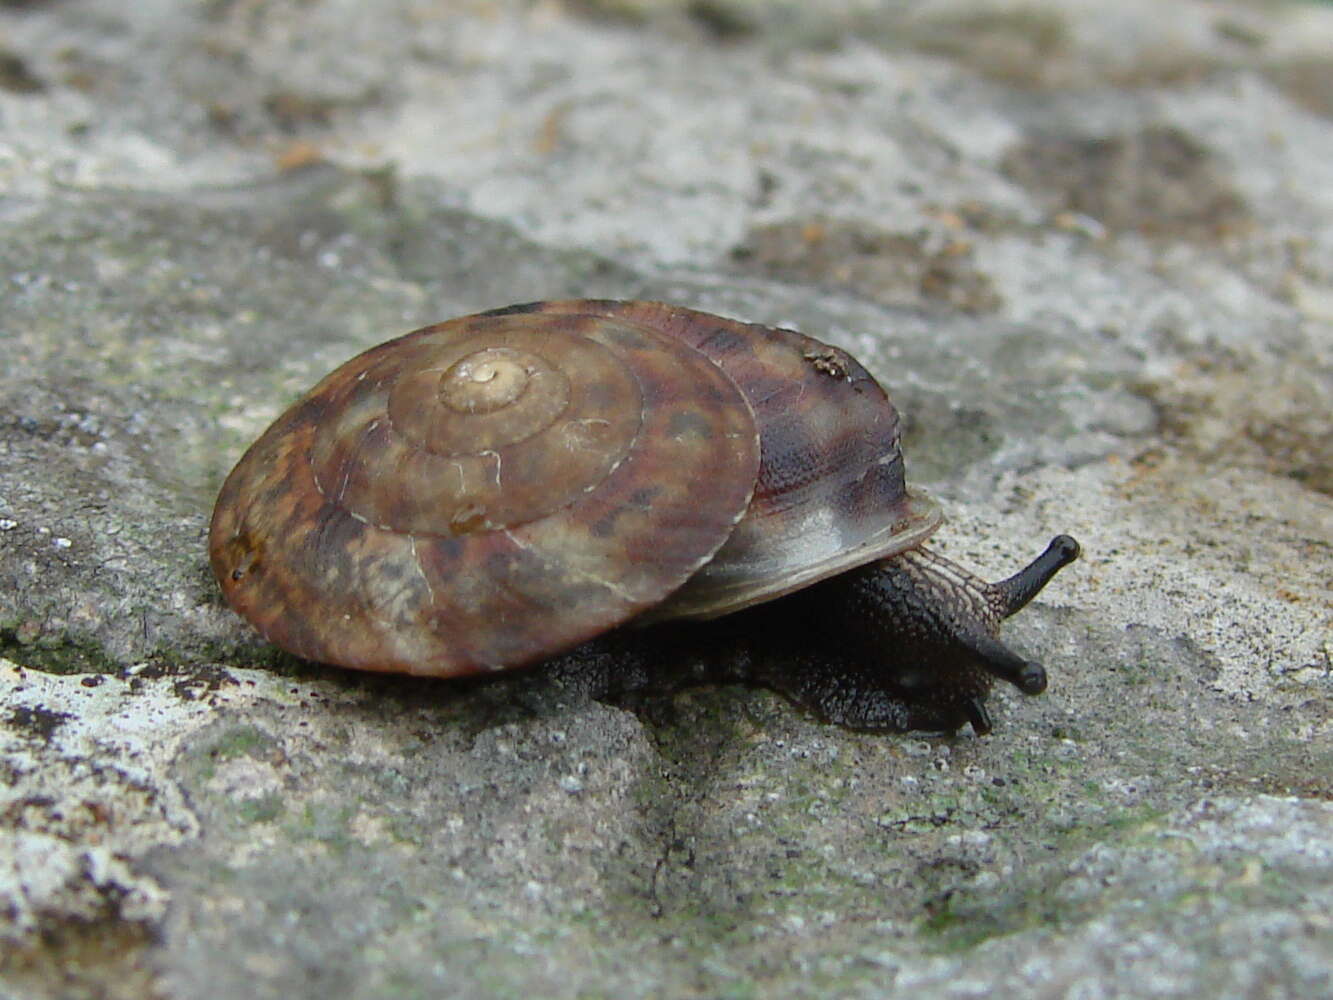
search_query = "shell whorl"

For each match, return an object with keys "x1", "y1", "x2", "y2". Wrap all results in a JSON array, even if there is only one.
[{"x1": 308, "y1": 320, "x2": 645, "y2": 536}]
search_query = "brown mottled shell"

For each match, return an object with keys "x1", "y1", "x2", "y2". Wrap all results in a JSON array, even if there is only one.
[{"x1": 209, "y1": 300, "x2": 941, "y2": 676}]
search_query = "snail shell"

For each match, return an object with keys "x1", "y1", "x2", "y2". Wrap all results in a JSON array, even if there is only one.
[{"x1": 209, "y1": 300, "x2": 941, "y2": 676}]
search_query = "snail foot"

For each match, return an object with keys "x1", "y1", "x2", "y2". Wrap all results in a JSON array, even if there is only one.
[{"x1": 962, "y1": 696, "x2": 993, "y2": 736}]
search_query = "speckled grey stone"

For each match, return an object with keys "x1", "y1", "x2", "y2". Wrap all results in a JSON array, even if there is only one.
[{"x1": 1, "y1": 1, "x2": 1330, "y2": 998}]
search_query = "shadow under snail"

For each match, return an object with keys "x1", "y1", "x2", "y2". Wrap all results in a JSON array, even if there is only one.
[{"x1": 210, "y1": 300, "x2": 1080, "y2": 734}]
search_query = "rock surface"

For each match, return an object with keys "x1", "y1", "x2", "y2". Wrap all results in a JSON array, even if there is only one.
[{"x1": 1, "y1": 1, "x2": 1329, "y2": 997}]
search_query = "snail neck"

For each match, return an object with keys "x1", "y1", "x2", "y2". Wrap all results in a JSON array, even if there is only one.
[
  {"x1": 826, "y1": 538, "x2": 1078, "y2": 687},
  {"x1": 540, "y1": 536, "x2": 1079, "y2": 736},
  {"x1": 757, "y1": 536, "x2": 1078, "y2": 732}
]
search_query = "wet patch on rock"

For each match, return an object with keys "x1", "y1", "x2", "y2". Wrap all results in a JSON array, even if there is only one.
[
  {"x1": 895, "y1": 4, "x2": 1073, "y2": 88},
  {"x1": 731, "y1": 219, "x2": 1002, "y2": 314},
  {"x1": 1264, "y1": 56, "x2": 1333, "y2": 120},
  {"x1": 0, "y1": 921, "x2": 160, "y2": 1000},
  {"x1": 1138, "y1": 359, "x2": 1333, "y2": 496},
  {"x1": 0, "y1": 47, "x2": 45, "y2": 93},
  {"x1": 1001, "y1": 126, "x2": 1252, "y2": 240}
]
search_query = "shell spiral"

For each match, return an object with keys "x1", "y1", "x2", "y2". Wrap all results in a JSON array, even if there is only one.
[{"x1": 209, "y1": 306, "x2": 762, "y2": 675}]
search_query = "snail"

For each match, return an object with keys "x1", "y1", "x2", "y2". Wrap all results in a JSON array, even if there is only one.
[{"x1": 210, "y1": 300, "x2": 1079, "y2": 734}]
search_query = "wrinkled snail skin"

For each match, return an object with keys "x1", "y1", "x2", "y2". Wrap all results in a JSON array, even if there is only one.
[
  {"x1": 546, "y1": 534, "x2": 1080, "y2": 735},
  {"x1": 209, "y1": 300, "x2": 1080, "y2": 735},
  {"x1": 750, "y1": 535, "x2": 1082, "y2": 734}
]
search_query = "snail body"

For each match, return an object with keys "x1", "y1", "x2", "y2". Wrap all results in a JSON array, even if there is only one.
[{"x1": 210, "y1": 300, "x2": 1079, "y2": 734}]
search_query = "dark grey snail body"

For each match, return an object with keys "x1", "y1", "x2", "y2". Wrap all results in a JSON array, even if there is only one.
[
  {"x1": 549, "y1": 535, "x2": 1078, "y2": 734},
  {"x1": 210, "y1": 300, "x2": 1080, "y2": 734}
]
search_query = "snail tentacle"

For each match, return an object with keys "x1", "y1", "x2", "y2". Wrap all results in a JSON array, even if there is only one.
[{"x1": 990, "y1": 535, "x2": 1082, "y2": 618}]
